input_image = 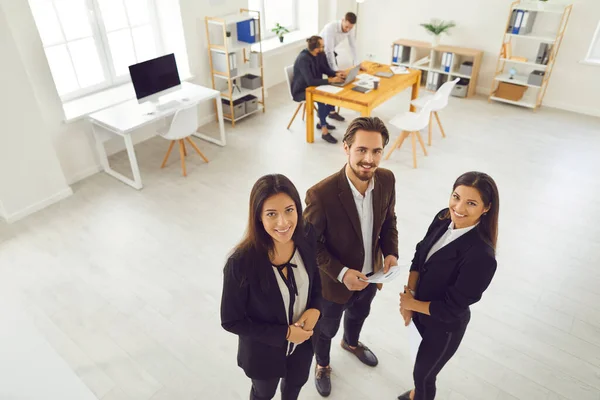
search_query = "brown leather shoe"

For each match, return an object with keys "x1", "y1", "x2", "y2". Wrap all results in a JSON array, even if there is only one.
[
  {"x1": 341, "y1": 340, "x2": 378, "y2": 367},
  {"x1": 315, "y1": 365, "x2": 332, "y2": 397}
]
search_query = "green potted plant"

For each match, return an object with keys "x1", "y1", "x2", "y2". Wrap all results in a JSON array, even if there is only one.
[
  {"x1": 420, "y1": 19, "x2": 456, "y2": 47},
  {"x1": 271, "y1": 23, "x2": 289, "y2": 43}
]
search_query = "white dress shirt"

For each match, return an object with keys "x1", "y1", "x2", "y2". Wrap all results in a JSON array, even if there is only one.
[
  {"x1": 425, "y1": 222, "x2": 478, "y2": 262},
  {"x1": 319, "y1": 20, "x2": 358, "y2": 71},
  {"x1": 337, "y1": 173, "x2": 374, "y2": 282},
  {"x1": 272, "y1": 249, "x2": 309, "y2": 355}
]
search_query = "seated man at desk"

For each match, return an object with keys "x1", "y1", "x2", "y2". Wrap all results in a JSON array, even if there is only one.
[{"x1": 292, "y1": 35, "x2": 345, "y2": 144}]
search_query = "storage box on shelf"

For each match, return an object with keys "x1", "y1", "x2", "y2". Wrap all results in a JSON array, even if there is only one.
[
  {"x1": 488, "y1": 0, "x2": 572, "y2": 110},
  {"x1": 205, "y1": 9, "x2": 266, "y2": 126},
  {"x1": 391, "y1": 39, "x2": 483, "y2": 98}
]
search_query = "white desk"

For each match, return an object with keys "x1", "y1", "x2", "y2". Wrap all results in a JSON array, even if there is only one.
[{"x1": 88, "y1": 82, "x2": 225, "y2": 189}]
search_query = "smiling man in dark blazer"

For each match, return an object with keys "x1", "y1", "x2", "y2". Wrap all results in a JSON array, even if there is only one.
[{"x1": 304, "y1": 117, "x2": 399, "y2": 397}]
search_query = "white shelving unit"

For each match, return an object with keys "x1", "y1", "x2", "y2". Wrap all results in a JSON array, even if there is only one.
[
  {"x1": 205, "y1": 9, "x2": 265, "y2": 126},
  {"x1": 391, "y1": 39, "x2": 483, "y2": 98},
  {"x1": 489, "y1": 0, "x2": 572, "y2": 110}
]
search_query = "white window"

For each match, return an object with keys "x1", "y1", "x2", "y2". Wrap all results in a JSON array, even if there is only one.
[
  {"x1": 247, "y1": 0, "x2": 297, "y2": 40},
  {"x1": 28, "y1": 0, "x2": 163, "y2": 101},
  {"x1": 584, "y1": 21, "x2": 600, "y2": 64}
]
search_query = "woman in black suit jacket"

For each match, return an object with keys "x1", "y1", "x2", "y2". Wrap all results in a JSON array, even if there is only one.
[
  {"x1": 398, "y1": 171, "x2": 500, "y2": 400},
  {"x1": 221, "y1": 174, "x2": 322, "y2": 400}
]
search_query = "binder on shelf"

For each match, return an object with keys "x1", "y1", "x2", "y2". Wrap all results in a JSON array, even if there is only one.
[
  {"x1": 392, "y1": 44, "x2": 400, "y2": 63},
  {"x1": 212, "y1": 51, "x2": 237, "y2": 76},
  {"x1": 535, "y1": 43, "x2": 548, "y2": 64},
  {"x1": 237, "y1": 18, "x2": 259, "y2": 43},
  {"x1": 249, "y1": 51, "x2": 260, "y2": 68},
  {"x1": 521, "y1": 11, "x2": 537, "y2": 34},
  {"x1": 444, "y1": 53, "x2": 454, "y2": 73},
  {"x1": 512, "y1": 10, "x2": 524, "y2": 34},
  {"x1": 401, "y1": 46, "x2": 411, "y2": 63},
  {"x1": 507, "y1": 9, "x2": 518, "y2": 33}
]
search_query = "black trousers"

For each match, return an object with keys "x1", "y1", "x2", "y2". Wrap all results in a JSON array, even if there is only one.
[
  {"x1": 250, "y1": 341, "x2": 313, "y2": 400},
  {"x1": 412, "y1": 315, "x2": 470, "y2": 400},
  {"x1": 314, "y1": 283, "x2": 377, "y2": 367}
]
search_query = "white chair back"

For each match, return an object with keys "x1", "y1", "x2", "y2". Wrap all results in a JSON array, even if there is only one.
[
  {"x1": 161, "y1": 105, "x2": 198, "y2": 141},
  {"x1": 284, "y1": 65, "x2": 295, "y2": 101},
  {"x1": 415, "y1": 98, "x2": 437, "y2": 127},
  {"x1": 431, "y1": 78, "x2": 460, "y2": 110}
]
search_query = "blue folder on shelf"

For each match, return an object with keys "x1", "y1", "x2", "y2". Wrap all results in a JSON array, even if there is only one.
[{"x1": 237, "y1": 19, "x2": 258, "y2": 43}]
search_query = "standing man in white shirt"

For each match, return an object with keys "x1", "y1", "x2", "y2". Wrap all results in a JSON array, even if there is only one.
[
  {"x1": 318, "y1": 12, "x2": 359, "y2": 122},
  {"x1": 304, "y1": 117, "x2": 399, "y2": 397}
]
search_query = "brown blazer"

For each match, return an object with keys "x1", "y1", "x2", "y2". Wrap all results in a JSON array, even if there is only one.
[{"x1": 304, "y1": 166, "x2": 399, "y2": 304}]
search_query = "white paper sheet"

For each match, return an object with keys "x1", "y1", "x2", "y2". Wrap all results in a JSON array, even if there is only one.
[
  {"x1": 316, "y1": 85, "x2": 344, "y2": 94},
  {"x1": 408, "y1": 320, "x2": 422, "y2": 363},
  {"x1": 391, "y1": 66, "x2": 410, "y2": 75},
  {"x1": 359, "y1": 266, "x2": 402, "y2": 283}
]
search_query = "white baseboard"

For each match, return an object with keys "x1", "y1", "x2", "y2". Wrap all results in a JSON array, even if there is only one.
[
  {"x1": 4, "y1": 187, "x2": 73, "y2": 224},
  {"x1": 67, "y1": 165, "x2": 102, "y2": 185}
]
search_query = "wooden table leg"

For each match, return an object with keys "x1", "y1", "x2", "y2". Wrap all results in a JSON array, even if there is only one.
[
  {"x1": 411, "y1": 132, "x2": 417, "y2": 169},
  {"x1": 361, "y1": 106, "x2": 370, "y2": 117},
  {"x1": 410, "y1": 72, "x2": 421, "y2": 113},
  {"x1": 306, "y1": 91, "x2": 315, "y2": 143}
]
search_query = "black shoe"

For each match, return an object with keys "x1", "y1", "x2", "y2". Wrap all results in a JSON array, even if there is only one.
[
  {"x1": 341, "y1": 340, "x2": 378, "y2": 367},
  {"x1": 315, "y1": 365, "x2": 332, "y2": 397},
  {"x1": 321, "y1": 134, "x2": 338, "y2": 144},
  {"x1": 316, "y1": 123, "x2": 336, "y2": 130},
  {"x1": 328, "y1": 112, "x2": 345, "y2": 122},
  {"x1": 398, "y1": 390, "x2": 412, "y2": 400}
]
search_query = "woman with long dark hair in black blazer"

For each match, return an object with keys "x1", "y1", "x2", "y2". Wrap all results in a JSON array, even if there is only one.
[
  {"x1": 398, "y1": 171, "x2": 500, "y2": 400},
  {"x1": 221, "y1": 174, "x2": 322, "y2": 400}
]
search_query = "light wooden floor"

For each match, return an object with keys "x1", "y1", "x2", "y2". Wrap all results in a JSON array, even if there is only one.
[{"x1": 1, "y1": 83, "x2": 600, "y2": 400}]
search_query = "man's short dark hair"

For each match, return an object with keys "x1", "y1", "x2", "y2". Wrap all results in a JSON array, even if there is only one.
[
  {"x1": 345, "y1": 12, "x2": 357, "y2": 25},
  {"x1": 343, "y1": 117, "x2": 390, "y2": 147},
  {"x1": 306, "y1": 35, "x2": 323, "y2": 51}
]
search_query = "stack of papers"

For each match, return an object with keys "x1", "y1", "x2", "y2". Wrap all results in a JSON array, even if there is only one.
[
  {"x1": 391, "y1": 66, "x2": 410, "y2": 75},
  {"x1": 316, "y1": 85, "x2": 344, "y2": 94},
  {"x1": 353, "y1": 74, "x2": 380, "y2": 90}
]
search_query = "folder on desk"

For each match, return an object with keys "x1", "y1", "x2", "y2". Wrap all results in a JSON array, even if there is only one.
[{"x1": 237, "y1": 19, "x2": 258, "y2": 43}]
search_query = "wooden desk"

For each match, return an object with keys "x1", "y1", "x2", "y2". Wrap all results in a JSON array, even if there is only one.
[{"x1": 305, "y1": 62, "x2": 421, "y2": 143}]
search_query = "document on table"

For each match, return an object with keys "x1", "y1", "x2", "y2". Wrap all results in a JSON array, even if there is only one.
[
  {"x1": 359, "y1": 266, "x2": 402, "y2": 283},
  {"x1": 316, "y1": 85, "x2": 344, "y2": 94},
  {"x1": 391, "y1": 66, "x2": 410, "y2": 74},
  {"x1": 408, "y1": 320, "x2": 422, "y2": 363}
]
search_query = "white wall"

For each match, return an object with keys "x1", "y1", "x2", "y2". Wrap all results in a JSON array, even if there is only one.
[
  {"x1": 353, "y1": 0, "x2": 600, "y2": 117},
  {"x1": 0, "y1": 1, "x2": 72, "y2": 223}
]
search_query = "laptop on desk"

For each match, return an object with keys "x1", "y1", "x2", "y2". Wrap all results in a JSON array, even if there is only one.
[{"x1": 331, "y1": 65, "x2": 360, "y2": 87}]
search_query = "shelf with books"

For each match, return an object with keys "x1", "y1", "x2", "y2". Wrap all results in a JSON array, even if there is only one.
[{"x1": 489, "y1": 1, "x2": 572, "y2": 110}]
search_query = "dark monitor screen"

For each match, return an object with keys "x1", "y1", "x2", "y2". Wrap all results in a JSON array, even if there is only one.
[{"x1": 129, "y1": 54, "x2": 181, "y2": 100}]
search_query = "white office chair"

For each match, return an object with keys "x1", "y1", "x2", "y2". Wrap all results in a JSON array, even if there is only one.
[
  {"x1": 411, "y1": 77, "x2": 460, "y2": 145},
  {"x1": 158, "y1": 105, "x2": 209, "y2": 177},
  {"x1": 385, "y1": 99, "x2": 436, "y2": 168},
  {"x1": 284, "y1": 65, "x2": 317, "y2": 130}
]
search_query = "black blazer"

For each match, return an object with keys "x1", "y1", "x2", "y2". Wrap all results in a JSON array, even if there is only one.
[
  {"x1": 291, "y1": 49, "x2": 336, "y2": 102},
  {"x1": 410, "y1": 209, "x2": 497, "y2": 331},
  {"x1": 220, "y1": 224, "x2": 322, "y2": 380}
]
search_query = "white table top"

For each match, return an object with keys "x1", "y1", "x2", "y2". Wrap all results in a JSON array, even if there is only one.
[{"x1": 88, "y1": 82, "x2": 220, "y2": 134}]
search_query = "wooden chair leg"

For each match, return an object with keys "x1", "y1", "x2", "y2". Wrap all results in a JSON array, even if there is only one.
[
  {"x1": 385, "y1": 131, "x2": 408, "y2": 160},
  {"x1": 161, "y1": 140, "x2": 176, "y2": 168},
  {"x1": 183, "y1": 141, "x2": 187, "y2": 156},
  {"x1": 185, "y1": 137, "x2": 209, "y2": 163},
  {"x1": 288, "y1": 103, "x2": 303, "y2": 129},
  {"x1": 301, "y1": 103, "x2": 306, "y2": 121},
  {"x1": 428, "y1": 112, "x2": 433, "y2": 146},
  {"x1": 178, "y1": 139, "x2": 187, "y2": 177},
  {"x1": 411, "y1": 132, "x2": 418, "y2": 168},
  {"x1": 336, "y1": 106, "x2": 340, "y2": 113},
  {"x1": 416, "y1": 131, "x2": 428, "y2": 156},
  {"x1": 434, "y1": 111, "x2": 446, "y2": 138}
]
